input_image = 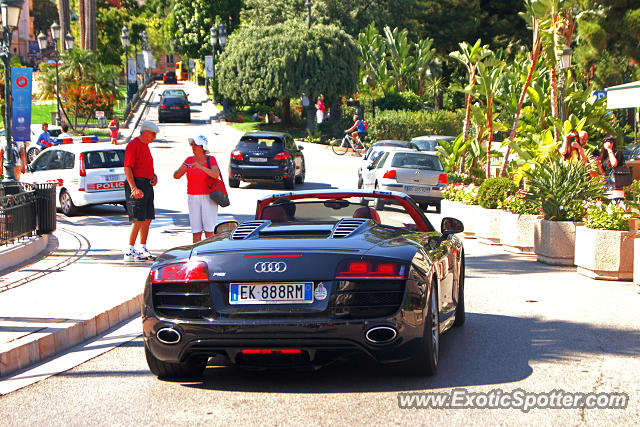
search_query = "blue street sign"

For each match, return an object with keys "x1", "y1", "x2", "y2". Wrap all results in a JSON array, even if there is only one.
[{"x1": 593, "y1": 90, "x2": 607, "y2": 100}]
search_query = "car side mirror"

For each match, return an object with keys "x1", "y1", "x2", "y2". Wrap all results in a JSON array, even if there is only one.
[
  {"x1": 441, "y1": 217, "x2": 464, "y2": 237},
  {"x1": 214, "y1": 220, "x2": 238, "y2": 235},
  {"x1": 367, "y1": 164, "x2": 375, "y2": 170},
  {"x1": 297, "y1": 145, "x2": 304, "y2": 150},
  {"x1": 26, "y1": 164, "x2": 33, "y2": 173}
]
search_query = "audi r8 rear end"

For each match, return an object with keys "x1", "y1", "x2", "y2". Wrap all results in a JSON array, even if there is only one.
[{"x1": 142, "y1": 190, "x2": 465, "y2": 378}]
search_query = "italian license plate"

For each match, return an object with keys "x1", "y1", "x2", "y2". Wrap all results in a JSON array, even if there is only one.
[
  {"x1": 249, "y1": 157, "x2": 268, "y2": 162},
  {"x1": 105, "y1": 174, "x2": 121, "y2": 182},
  {"x1": 405, "y1": 185, "x2": 430, "y2": 193},
  {"x1": 229, "y1": 283, "x2": 314, "y2": 304}
]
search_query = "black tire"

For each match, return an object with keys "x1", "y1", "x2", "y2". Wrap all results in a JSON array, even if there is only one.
[
  {"x1": 331, "y1": 138, "x2": 348, "y2": 155},
  {"x1": 374, "y1": 184, "x2": 385, "y2": 211},
  {"x1": 453, "y1": 255, "x2": 465, "y2": 327},
  {"x1": 145, "y1": 344, "x2": 206, "y2": 379},
  {"x1": 401, "y1": 281, "x2": 439, "y2": 376},
  {"x1": 59, "y1": 190, "x2": 77, "y2": 216},
  {"x1": 419, "y1": 202, "x2": 428, "y2": 211},
  {"x1": 283, "y1": 174, "x2": 295, "y2": 190},
  {"x1": 295, "y1": 160, "x2": 306, "y2": 184},
  {"x1": 228, "y1": 178, "x2": 240, "y2": 188},
  {"x1": 434, "y1": 200, "x2": 442, "y2": 214},
  {"x1": 27, "y1": 147, "x2": 40, "y2": 164}
]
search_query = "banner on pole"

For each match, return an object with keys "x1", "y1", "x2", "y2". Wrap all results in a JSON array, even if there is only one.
[
  {"x1": 127, "y1": 58, "x2": 137, "y2": 82},
  {"x1": 205, "y1": 56, "x2": 214, "y2": 78},
  {"x1": 11, "y1": 67, "x2": 32, "y2": 142}
]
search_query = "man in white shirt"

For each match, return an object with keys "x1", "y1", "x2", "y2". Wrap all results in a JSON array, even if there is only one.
[{"x1": 59, "y1": 124, "x2": 73, "y2": 139}]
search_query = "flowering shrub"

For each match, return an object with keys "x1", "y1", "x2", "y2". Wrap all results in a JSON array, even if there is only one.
[
  {"x1": 442, "y1": 183, "x2": 465, "y2": 201},
  {"x1": 583, "y1": 200, "x2": 634, "y2": 231},
  {"x1": 502, "y1": 189, "x2": 539, "y2": 215},
  {"x1": 460, "y1": 183, "x2": 479, "y2": 205}
]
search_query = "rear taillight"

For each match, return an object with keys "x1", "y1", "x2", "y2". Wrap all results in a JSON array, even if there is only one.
[
  {"x1": 184, "y1": 105, "x2": 189, "y2": 109},
  {"x1": 438, "y1": 174, "x2": 448, "y2": 184},
  {"x1": 382, "y1": 169, "x2": 396, "y2": 179},
  {"x1": 163, "y1": 75, "x2": 167, "y2": 79},
  {"x1": 79, "y1": 153, "x2": 86, "y2": 176},
  {"x1": 274, "y1": 152, "x2": 290, "y2": 161},
  {"x1": 336, "y1": 260, "x2": 407, "y2": 280},
  {"x1": 231, "y1": 150, "x2": 243, "y2": 160},
  {"x1": 160, "y1": 105, "x2": 166, "y2": 109},
  {"x1": 151, "y1": 261, "x2": 209, "y2": 283}
]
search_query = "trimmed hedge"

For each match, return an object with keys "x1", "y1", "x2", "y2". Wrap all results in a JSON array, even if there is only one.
[
  {"x1": 477, "y1": 177, "x2": 518, "y2": 209},
  {"x1": 367, "y1": 109, "x2": 464, "y2": 142}
]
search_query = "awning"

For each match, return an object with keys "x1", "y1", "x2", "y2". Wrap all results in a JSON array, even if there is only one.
[{"x1": 606, "y1": 80, "x2": 640, "y2": 109}]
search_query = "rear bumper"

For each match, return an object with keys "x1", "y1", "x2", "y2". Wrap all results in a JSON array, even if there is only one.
[
  {"x1": 379, "y1": 183, "x2": 443, "y2": 203},
  {"x1": 158, "y1": 110, "x2": 190, "y2": 121},
  {"x1": 229, "y1": 163, "x2": 291, "y2": 182},
  {"x1": 69, "y1": 189, "x2": 125, "y2": 207}
]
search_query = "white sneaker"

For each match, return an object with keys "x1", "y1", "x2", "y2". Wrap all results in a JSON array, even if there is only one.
[
  {"x1": 123, "y1": 250, "x2": 148, "y2": 262},
  {"x1": 139, "y1": 248, "x2": 156, "y2": 261}
]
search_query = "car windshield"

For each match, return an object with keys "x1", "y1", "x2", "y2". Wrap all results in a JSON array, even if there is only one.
[
  {"x1": 259, "y1": 196, "x2": 427, "y2": 231},
  {"x1": 412, "y1": 137, "x2": 454, "y2": 151},
  {"x1": 83, "y1": 150, "x2": 125, "y2": 169},
  {"x1": 238, "y1": 137, "x2": 282, "y2": 150},
  {"x1": 390, "y1": 152, "x2": 444, "y2": 171}
]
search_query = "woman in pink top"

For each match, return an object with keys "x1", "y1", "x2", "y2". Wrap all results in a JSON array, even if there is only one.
[
  {"x1": 316, "y1": 94, "x2": 326, "y2": 124},
  {"x1": 173, "y1": 135, "x2": 222, "y2": 243}
]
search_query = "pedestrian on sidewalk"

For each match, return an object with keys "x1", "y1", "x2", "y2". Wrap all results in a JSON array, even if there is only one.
[
  {"x1": 59, "y1": 124, "x2": 73, "y2": 138},
  {"x1": 0, "y1": 139, "x2": 26, "y2": 180},
  {"x1": 123, "y1": 121, "x2": 159, "y2": 262},
  {"x1": 35, "y1": 122, "x2": 52, "y2": 149},
  {"x1": 173, "y1": 135, "x2": 222, "y2": 243},
  {"x1": 596, "y1": 135, "x2": 626, "y2": 201},
  {"x1": 316, "y1": 94, "x2": 326, "y2": 124},
  {"x1": 109, "y1": 116, "x2": 119, "y2": 145}
]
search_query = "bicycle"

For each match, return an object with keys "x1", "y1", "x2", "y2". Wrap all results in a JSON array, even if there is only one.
[{"x1": 331, "y1": 134, "x2": 366, "y2": 156}]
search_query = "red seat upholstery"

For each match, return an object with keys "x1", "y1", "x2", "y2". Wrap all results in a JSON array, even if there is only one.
[
  {"x1": 353, "y1": 207, "x2": 380, "y2": 222},
  {"x1": 261, "y1": 206, "x2": 288, "y2": 223}
]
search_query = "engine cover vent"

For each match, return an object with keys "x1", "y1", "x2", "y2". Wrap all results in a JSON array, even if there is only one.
[
  {"x1": 231, "y1": 221, "x2": 267, "y2": 240},
  {"x1": 331, "y1": 218, "x2": 367, "y2": 238}
]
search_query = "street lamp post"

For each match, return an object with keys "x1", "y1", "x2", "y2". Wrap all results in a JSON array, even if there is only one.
[
  {"x1": 306, "y1": 0, "x2": 312, "y2": 29},
  {"x1": 558, "y1": 47, "x2": 573, "y2": 123},
  {"x1": 121, "y1": 25, "x2": 131, "y2": 105},
  {"x1": 209, "y1": 26, "x2": 217, "y2": 99},
  {"x1": 1, "y1": 0, "x2": 24, "y2": 182},
  {"x1": 219, "y1": 23, "x2": 228, "y2": 116},
  {"x1": 50, "y1": 21, "x2": 61, "y2": 126}
]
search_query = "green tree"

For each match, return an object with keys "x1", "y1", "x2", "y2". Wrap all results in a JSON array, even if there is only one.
[
  {"x1": 33, "y1": 0, "x2": 59, "y2": 35},
  {"x1": 217, "y1": 21, "x2": 359, "y2": 124},
  {"x1": 168, "y1": 0, "x2": 242, "y2": 59}
]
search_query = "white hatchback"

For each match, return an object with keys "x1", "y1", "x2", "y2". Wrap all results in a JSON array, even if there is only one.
[{"x1": 21, "y1": 143, "x2": 126, "y2": 216}]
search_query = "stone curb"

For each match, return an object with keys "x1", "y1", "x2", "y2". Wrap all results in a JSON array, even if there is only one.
[
  {"x1": 0, "y1": 294, "x2": 142, "y2": 378},
  {"x1": 0, "y1": 235, "x2": 49, "y2": 273}
]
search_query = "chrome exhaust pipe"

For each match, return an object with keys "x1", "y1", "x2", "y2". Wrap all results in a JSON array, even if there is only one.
[
  {"x1": 156, "y1": 327, "x2": 182, "y2": 345},
  {"x1": 365, "y1": 326, "x2": 397, "y2": 344}
]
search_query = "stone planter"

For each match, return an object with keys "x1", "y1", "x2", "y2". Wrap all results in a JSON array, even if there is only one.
[
  {"x1": 441, "y1": 200, "x2": 463, "y2": 222},
  {"x1": 635, "y1": 239, "x2": 640, "y2": 286},
  {"x1": 574, "y1": 226, "x2": 634, "y2": 281},
  {"x1": 534, "y1": 219, "x2": 580, "y2": 266},
  {"x1": 475, "y1": 207, "x2": 502, "y2": 245},
  {"x1": 460, "y1": 203, "x2": 479, "y2": 239},
  {"x1": 500, "y1": 212, "x2": 539, "y2": 254}
]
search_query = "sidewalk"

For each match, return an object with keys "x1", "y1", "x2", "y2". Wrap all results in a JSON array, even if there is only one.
[{"x1": 0, "y1": 81, "x2": 224, "y2": 382}]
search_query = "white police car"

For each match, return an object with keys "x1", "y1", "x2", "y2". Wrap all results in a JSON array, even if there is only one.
[{"x1": 21, "y1": 143, "x2": 126, "y2": 216}]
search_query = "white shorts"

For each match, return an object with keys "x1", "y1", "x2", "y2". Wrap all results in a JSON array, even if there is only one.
[
  {"x1": 187, "y1": 194, "x2": 219, "y2": 233},
  {"x1": 316, "y1": 109, "x2": 324, "y2": 123}
]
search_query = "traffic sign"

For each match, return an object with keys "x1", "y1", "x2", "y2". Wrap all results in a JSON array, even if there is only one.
[{"x1": 593, "y1": 90, "x2": 607, "y2": 100}]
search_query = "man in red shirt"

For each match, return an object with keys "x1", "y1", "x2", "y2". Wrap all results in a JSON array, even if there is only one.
[{"x1": 123, "y1": 121, "x2": 159, "y2": 262}]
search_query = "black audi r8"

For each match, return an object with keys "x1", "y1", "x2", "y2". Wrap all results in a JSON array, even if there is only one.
[{"x1": 143, "y1": 190, "x2": 465, "y2": 378}]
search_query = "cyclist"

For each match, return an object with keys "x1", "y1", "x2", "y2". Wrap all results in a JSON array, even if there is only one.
[{"x1": 344, "y1": 115, "x2": 368, "y2": 148}]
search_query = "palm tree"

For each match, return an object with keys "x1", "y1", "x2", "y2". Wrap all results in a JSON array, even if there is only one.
[{"x1": 450, "y1": 40, "x2": 491, "y2": 172}]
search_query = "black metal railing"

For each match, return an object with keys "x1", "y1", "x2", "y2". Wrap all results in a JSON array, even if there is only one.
[
  {"x1": 0, "y1": 182, "x2": 36, "y2": 245},
  {"x1": 34, "y1": 183, "x2": 57, "y2": 235}
]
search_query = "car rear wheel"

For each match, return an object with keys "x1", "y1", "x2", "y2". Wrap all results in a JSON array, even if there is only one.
[
  {"x1": 60, "y1": 190, "x2": 77, "y2": 216},
  {"x1": 453, "y1": 255, "x2": 465, "y2": 327},
  {"x1": 374, "y1": 184, "x2": 385, "y2": 211},
  {"x1": 283, "y1": 175, "x2": 295, "y2": 190},
  {"x1": 434, "y1": 200, "x2": 441, "y2": 214},
  {"x1": 295, "y1": 160, "x2": 306, "y2": 184},
  {"x1": 401, "y1": 282, "x2": 439, "y2": 376},
  {"x1": 145, "y1": 344, "x2": 206, "y2": 379},
  {"x1": 228, "y1": 178, "x2": 240, "y2": 188}
]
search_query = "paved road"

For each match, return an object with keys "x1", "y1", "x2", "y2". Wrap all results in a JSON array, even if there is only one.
[{"x1": 0, "y1": 83, "x2": 638, "y2": 425}]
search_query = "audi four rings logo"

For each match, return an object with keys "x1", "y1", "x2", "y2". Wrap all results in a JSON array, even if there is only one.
[{"x1": 254, "y1": 262, "x2": 287, "y2": 273}]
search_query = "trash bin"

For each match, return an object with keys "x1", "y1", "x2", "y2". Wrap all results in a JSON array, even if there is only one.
[{"x1": 35, "y1": 183, "x2": 57, "y2": 235}]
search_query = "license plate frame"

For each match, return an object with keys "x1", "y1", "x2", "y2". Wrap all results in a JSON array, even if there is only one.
[
  {"x1": 105, "y1": 174, "x2": 121, "y2": 182},
  {"x1": 405, "y1": 185, "x2": 430, "y2": 194},
  {"x1": 249, "y1": 157, "x2": 268, "y2": 163},
  {"x1": 229, "y1": 282, "x2": 314, "y2": 305}
]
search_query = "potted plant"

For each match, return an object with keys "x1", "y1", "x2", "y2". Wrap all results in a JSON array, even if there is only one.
[
  {"x1": 500, "y1": 188, "x2": 541, "y2": 253},
  {"x1": 524, "y1": 158, "x2": 604, "y2": 266},
  {"x1": 575, "y1": 200, "x2": 636, "y2": 280},
  {"x1": 475, "y1": 177, "x2": 517, "y2": 245}
]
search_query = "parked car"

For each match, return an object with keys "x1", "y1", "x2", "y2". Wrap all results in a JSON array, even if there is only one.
[
  {"x1": 410, "y1": 135, "x2": 456, "y2": 152},
  {"x1": 229, "y1": 132, "x2": 305, "y2": 189},
  {"x1": 163, "y1": 71, "x2": 177, "y2": 84},
  {"x1": 361, "y1": 149, "x2": 447, "y2": 213},
  {"x1": 158, "y1": 94, "x2": 190, "y2": 123},
  {"x1": 142, "y1": 189, "x2": 465, "y2": 378},
  {"x1": 358, "y1": 140, "x2": 419, "y2": 188},
  {"x1": 21, "y1": 143, "x2": 126, "y2": 216}
]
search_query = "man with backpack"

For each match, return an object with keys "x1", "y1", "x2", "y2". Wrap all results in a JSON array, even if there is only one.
[{"x1": 344, "y1": 114, "x2": 368, "y2": 148}]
